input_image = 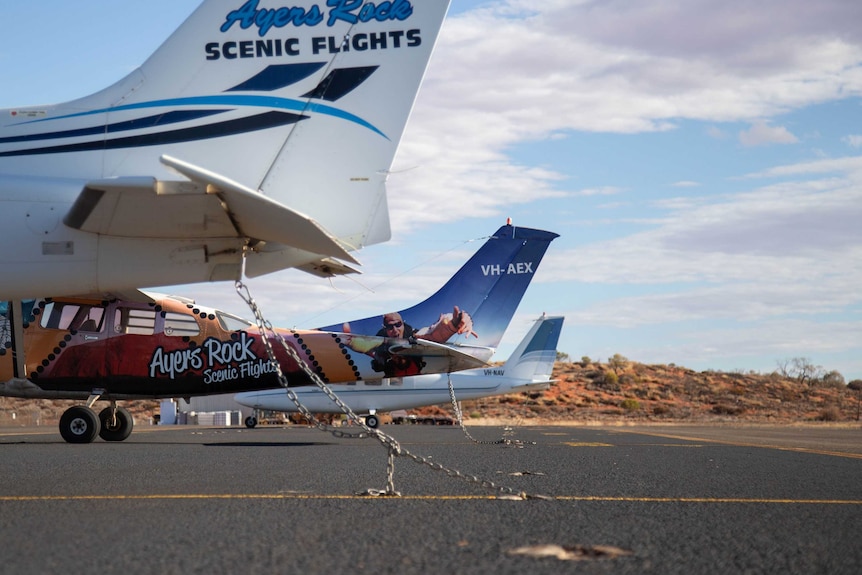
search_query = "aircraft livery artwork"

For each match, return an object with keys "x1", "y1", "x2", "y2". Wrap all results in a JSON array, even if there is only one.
[{"x1": 0, "y1": 223, "x2": 558, "y2": 443}]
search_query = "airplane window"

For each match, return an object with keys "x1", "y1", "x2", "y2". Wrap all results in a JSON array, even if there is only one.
[
  {"x1": 164, "y1": 312, "x2": 200, "y2": 337},
  {"x1": 217, "y1": 311, "x2": 252, "y2": 331},
  {"x1": 115, "y1": 308, "x2": 156, "y2": 335},
  {"x1": 22, "y1": 299, "x2": 36, "y2": 321},
  {"x1": 77, "y1": 307, "x2": 104, "y2": 332},
  {"x1": 39, "y1": 302, "x2": 105, "y2": 332},
  {"x1": 41, "y1": 302, "x2": 75, "y2": 329}
]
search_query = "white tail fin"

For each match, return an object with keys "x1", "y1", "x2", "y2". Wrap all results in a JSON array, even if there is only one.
[
  {"x1": 502, "y1": 315, "x2": 565, "y2": 381},
  {"x1": 0, "y1": 0, "x2": 451, "y2": 256}
]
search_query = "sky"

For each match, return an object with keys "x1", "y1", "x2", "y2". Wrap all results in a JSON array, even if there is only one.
[{"x1": 2, "y1": 1, "x2": 861, "y2": 381}]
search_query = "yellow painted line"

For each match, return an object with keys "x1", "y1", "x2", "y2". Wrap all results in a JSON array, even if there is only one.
[
  {"x1": 555, "y1": 496, "x2": 862, "y2": 505},
  {"x1": 563, "y1": 440, "x2": 704, "y2": 448},
  {"x1": 0, "y1": 494, "x2": 498, "y2": 502},
  {"x1": 0, "y1": 494, "x2": 859, "y2": 505},
  {"x1": 0, "y1": 429, "x2": 56, "y2": 437},
  {"x1": 609, "y1": 429, "x2": 862, "y2": 460}
]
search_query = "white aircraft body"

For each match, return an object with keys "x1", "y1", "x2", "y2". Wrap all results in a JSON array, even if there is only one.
[
  {"x1": 0, "y1": 0, "x2": 451, "y2": 301},
  {"x1": 234, "y1": 315, "x2": 564, "y2": 427}
]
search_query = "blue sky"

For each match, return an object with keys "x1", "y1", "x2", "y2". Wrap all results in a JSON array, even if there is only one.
[{"x1": 2, "y1": 1, "x2": 861, "y2": 381}]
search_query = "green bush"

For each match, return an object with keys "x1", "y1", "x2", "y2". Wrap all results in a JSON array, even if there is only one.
[{"x1": 621, "y1": 398, "x2": 640, "y2": 411}]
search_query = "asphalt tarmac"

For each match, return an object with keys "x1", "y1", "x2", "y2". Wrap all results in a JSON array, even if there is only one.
[{"x1": 1, "y1": 423, "x2": 860, "y2": 574}]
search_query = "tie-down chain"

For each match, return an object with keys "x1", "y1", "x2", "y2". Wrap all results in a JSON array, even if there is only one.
[{"x1": 235, "y1": 280, "x2": 545, "y2": 500}]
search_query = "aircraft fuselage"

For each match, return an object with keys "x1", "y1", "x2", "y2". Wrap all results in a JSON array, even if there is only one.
[
  {"x1": 0, "y1": 294, "x2": 480, "y2": 401},
  {"x1": 0, "y1": 175, "x2": 247, "y2": 300}
]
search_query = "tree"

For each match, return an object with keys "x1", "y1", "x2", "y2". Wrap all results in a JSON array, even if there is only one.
[
  {"x1": 556, "y1": 351, "x2": 570, "y2": 363},
  {"x1": 608, "y1": 354, "x2": 629, "y2": 375},
  {"x1": 777, "y1": 357, "x2": 824, "y2": 387},
  {"x1": 849, "y1": 380, "x2": 862, "y2": 422}
]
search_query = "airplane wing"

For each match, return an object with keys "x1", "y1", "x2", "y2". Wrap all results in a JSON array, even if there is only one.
[
  {"x1": 388, "y1": 338, "x2": 489, "y2": 372},
  {"x1": 62, "y1": 155, "x2": 359, "y2": 266}
]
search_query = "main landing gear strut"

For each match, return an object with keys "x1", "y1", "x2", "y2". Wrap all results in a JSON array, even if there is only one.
[{"x1": 58, "y1": 393, "x2": 134, "y2": 444}]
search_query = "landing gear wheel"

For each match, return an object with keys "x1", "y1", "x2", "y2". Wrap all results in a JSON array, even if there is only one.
[
  {"x1": 244, "y1": 416, "x2": 258, "y2": 429},
  {"x1": 365, "y1": 414, "x2": 380, "y2": 429},
  {"x1": 98, "y1": 406, "x2": 134, "y2": 442},
  {"x1": 59, "y1": 406, "x2": 101, "y2": 444}
]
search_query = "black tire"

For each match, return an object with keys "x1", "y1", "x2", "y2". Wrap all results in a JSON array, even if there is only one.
[
  {"x1": 365, "y1": 414, "x2": 379, "y2": 429},
  {"x1": 244, "y1": 416, "x2": 258, "y2": 429},
  {"x1": 59, "y1": 406, "x2": 101, "y2": 444},
  {"x1": 98, "y1": 406, "x2": 134, "y2": 442}
]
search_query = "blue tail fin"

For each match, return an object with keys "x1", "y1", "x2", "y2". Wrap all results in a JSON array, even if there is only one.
[
  {"x1": 319, "y1": 224, "x2": 558, "y2": 358},
  {"x1": 502, "y1": 315, "x2": 565, "y2": 380}
]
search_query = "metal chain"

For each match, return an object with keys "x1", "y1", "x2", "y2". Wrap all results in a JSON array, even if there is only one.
[
  {"x1": 235, "y1": 280, "x2": 539, "y2": 499},
  {"x1": 447, "y1": 375, "x2": 536, "y2": 447}
]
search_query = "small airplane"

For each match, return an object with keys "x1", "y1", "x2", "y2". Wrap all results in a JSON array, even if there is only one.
[
  {"x1": 234, "y1": 315, "x2": 565, "y2": 428},
  {"x1": 0, "y1": 223, "x2": 558, "y2": 442},
  {"x1": 0, "y1": 0, "x2": 451, "y2": 301}
]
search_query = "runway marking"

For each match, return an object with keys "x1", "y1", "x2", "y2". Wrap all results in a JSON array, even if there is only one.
[
  {"x1": 1, "y1": 494, "x2": 860, "y2": 505},
  {"x1": 555, "y1": 496, "x2": 862, "y2": 505},
  {"x1": 608, "y1": 429, "x2": 862, "y2": 460},
  {"x1": 563, "y1": 441, "x2": 704, "y2": 448}
]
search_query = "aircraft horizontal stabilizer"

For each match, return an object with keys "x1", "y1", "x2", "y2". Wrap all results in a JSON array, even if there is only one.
[
  {"x1": 161, "y1": 156, "x2": 359, "y2": 265},
  {"x1": 62, "y1": 156, "x2": 358, "y2": 265},
  {"x1": 388, "y1": 338, "x2": 488, "y2": 372}
]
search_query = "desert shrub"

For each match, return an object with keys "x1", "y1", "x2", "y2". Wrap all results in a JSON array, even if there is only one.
[
  {"x1": 652, "y1": 405, "x2": 670, "y2": 416},
  {"x1": 603, "y1": 371, "x2": 619, "y2": 386},
  {"x1": 711, "y1": 404, "x2": 745, "y2": 416},
  {"x1": 818, "y1": 371, "x2": 845, "y2": 389},
  {"x1": 815, "y1": 407, "x2": 842, "y2": 422},
  {"x1": 581, "y1": 355, "x2": 592, "y2": 366},
  {"x1": 621, "y1": 398, "x2": 640, "y2": 412},
  {"x1": 608, "y1": 353, "x2": 629, "y2": 374}
]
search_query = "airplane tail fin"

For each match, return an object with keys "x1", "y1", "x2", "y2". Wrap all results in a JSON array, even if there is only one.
[
  {"x1": 502, "y1": 315, "x2": 565, "y2": 381},
  {"x1": 320, "y1": 223, "x2": 559, "y2": 360},
  {"x1": 1, "y1": 0, "x2": 451, "y2": 259}
]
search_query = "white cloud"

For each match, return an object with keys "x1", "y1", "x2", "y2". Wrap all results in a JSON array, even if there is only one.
[
  {"x1": 575, "y1": 186, "x2": 623, "y2": 197},
  {"x1": 843, "y1": 134, "x2": 862, "y2": 147},
  {"x1": 738, "y1": 122, "x2": 799, "y2": 147},
  {"x1": 390, "y1": 1, "x2": 862, "y2": 231}
]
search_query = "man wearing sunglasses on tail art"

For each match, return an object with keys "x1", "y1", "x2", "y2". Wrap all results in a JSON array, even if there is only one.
[{"x1": 347, "y1": 307, "x2": 478, "y2": 377}]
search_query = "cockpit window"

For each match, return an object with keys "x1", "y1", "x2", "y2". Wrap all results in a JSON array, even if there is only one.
[
  {"x1": 40, "y1": 302, "x2": 105, "y2": 332},
  {"x1": 217, "y1": 311, "x2": 253, "y2": 331}
]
